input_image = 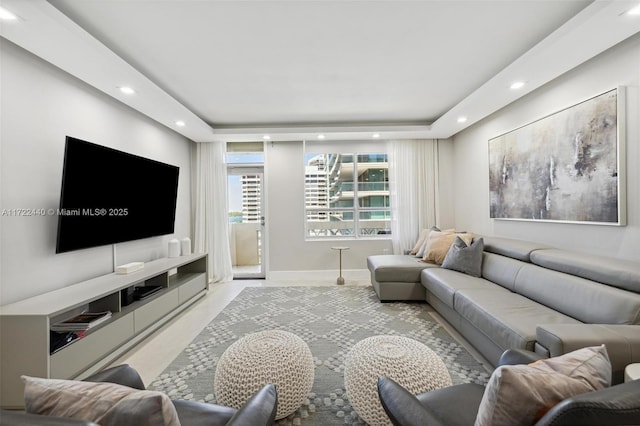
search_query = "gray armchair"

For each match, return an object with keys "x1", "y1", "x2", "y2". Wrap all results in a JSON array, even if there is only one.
[
  {"x1": 377, "y1": 349, "x2": 640, "y2": 426},
  {"x1": 0, "y1": 364, "x2": 278, "y2": 426}
]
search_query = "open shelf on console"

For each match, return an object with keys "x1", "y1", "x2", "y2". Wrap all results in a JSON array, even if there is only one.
[{"x1": 0, "y1": 253, "x2": 208, "y2": 409}]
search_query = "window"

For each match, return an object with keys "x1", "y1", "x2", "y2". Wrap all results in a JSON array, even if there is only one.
[
  {"x1": 226, "y1": 142, "x2": 264, "y2": 224},
  {"x1": 304, "y1": 152, "x2": 390, "y2": 238}
]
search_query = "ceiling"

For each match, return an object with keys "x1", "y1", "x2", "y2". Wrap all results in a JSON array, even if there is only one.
[{"x1": 2, "y1": 1, "x2": 640, "y2": 142}]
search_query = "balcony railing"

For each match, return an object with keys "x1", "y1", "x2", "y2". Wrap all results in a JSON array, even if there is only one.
[
  {"x1": 306, "y1": 216, "x2": 391, "y2": 237},
  {"x1": 339, "y1": 182, "x2": 389, "y2": 191}
]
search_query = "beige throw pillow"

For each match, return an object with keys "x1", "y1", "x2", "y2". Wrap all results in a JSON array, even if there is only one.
[
  {"x1": 22, "y1": 376, "x2": 181, "y2": 426},
  {"x1": 422, "y1": 230, "x2": 473, "y2": 264},
  {"x1": 474, "y1": 345, "x2": 611, "y2": 426},
  {"x1": 409, "y1": 226, "x2": 440, "y2": 255}
]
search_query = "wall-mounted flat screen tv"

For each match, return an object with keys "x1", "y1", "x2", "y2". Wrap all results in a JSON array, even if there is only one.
[{"x1": 56, "y1": 136, "x2": 179, "y2": 253}]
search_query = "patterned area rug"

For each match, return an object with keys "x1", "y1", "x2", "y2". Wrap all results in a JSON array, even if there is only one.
[{"x1": 149, "y1": 286, "x2": 491, "y2": 425}]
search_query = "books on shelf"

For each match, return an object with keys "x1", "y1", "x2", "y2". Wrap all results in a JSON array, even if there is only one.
[
  {"x1": 51, "y1": 311, "x2": 112, "y2": 332},
  {"x1": 50, "y1": 329, "x2": 87, "y2": 354}
]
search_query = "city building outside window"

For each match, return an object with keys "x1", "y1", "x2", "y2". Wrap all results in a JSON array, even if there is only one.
[{"x1": 305, "y1": 152, "x2": 390, "y2": 238}]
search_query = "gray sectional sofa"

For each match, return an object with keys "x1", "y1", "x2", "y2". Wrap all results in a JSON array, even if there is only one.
[{"x1": 367, "y1": 237, "x2": 640, "y2": 384}]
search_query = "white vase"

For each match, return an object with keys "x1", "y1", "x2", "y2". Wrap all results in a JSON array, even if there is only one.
[
  {"x1": 181, "y1": 237, "x2": 191, "y2": 256},
  {"x1": 168, "y1": 239, "x2": 180, "y2": 258}
]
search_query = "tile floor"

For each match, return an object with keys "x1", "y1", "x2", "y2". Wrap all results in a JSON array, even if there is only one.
[{"x1": 109, "y1": 278, "x2": 492, "y2": 386}]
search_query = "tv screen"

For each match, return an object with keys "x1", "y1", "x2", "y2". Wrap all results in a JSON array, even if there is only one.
[{"x1": 56, "y1": 137, "x2": 179, "y2": 253}]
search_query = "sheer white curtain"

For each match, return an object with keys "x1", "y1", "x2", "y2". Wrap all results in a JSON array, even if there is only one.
[
  {"x1": 193, "y1": 142, "x2": 233, "y2": 283},
  {"x1": 389, "y1": 139, "x2": 440, "y2": 254}
]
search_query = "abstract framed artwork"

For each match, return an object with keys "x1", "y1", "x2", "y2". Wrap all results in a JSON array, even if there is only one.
[{"x1": 489, "y1": 87, "x2": 626, "y2": 225}]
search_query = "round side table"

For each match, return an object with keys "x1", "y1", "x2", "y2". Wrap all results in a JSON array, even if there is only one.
[{"x1": 331, "y1": 246, "x2": 350, "y2": 285}]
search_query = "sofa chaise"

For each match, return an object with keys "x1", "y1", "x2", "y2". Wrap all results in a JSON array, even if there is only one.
[{"x1": 367, "y1": 236, "x2": 640, "y2": 384}]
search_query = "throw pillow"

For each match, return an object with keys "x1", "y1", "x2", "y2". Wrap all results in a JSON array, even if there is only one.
[
  {"x1": 411, "y1": 226, "x2": 440, "y2": 256},
  {"x1": 22, "y1": 376, "x2": 180, "y2": 426},
  {"x1": 409, "y1": 229, "x2": 430, "y2": 255},
  {"x1": 474, "y1": 345, "x2": 611, "y2": 426},
  {"x1": 422, "y1": 230, "x2": 473, "y2": 265},
  {"x1": 415, "y1": 235, "x2": 432, "y2": 258},
  {"x1": 441, "y1": 237, "x2": 484, "y2": 277}
]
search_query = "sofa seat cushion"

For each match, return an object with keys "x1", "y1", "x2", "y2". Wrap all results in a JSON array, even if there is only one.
[
  {"x1": 368, "y1": 255, "x2": 437, "y2": 283},
  {"x1": 454, "y1": 289, "x2": 582, "y2": 351},
  {"x1": 421, "y1": 268, "x2": 508, "y2": 309}
]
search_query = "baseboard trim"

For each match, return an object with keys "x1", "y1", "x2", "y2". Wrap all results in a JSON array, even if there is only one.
[{"x1": 267, "y1": 269, "x2": 370, "y2": 282}]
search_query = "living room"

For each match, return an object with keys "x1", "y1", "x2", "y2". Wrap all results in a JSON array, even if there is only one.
[{"x1": 1, "y1": 1, "x2": 639, "y2": 425}]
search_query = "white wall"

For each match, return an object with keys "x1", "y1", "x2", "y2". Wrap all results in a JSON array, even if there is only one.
[
  {"x1": 264, "y1": 139, "x2": 456, "y2": 276},
  {"x1": 435, "y1": 139, "x2": 455, "y2": 230},
  {"x1": 451, "y1": 34, "x2": 640, "y2": 261},
  {"x1": 0, "y1": 40, "x2": 194, "y2": 305},
  {"x1": 265, "y1": 141, "x2": 391, "y2": 276}
]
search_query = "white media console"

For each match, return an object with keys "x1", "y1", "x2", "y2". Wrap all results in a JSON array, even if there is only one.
[{"x1": 0, "y1": 253, "x2": 208, "y2": 408}]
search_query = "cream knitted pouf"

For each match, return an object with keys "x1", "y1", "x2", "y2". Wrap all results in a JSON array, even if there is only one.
[
  {"x1": 344, "y1": 335, "x2": 452, "y2": 426},
  {"x1": 214, "y1": 330, "x2": 315, "y2": 420}
]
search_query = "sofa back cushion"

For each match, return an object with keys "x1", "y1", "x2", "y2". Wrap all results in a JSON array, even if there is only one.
[
  {"x1": 481, "y1": 252, "x2": 527, "y2": 292},
  {"x1": 482, "y1": 237, "x2": 549, "y2": 262},
  {"x1": 530, "y1": 249, "x2": 640, "y2": 294},
  {"x1": 514, "y1": 264, "x2": 640, "y2": 325}
]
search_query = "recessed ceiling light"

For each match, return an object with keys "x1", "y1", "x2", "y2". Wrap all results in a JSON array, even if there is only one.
[
  {"x1": 317, "y1": 134, "x2": 325, "y2": 139},
  {"x1": 0, "y1": 6, "x2": 18, "y2": 21},
  {"x1": 372, "y1": 133, "x2": 380, "y2": 138},
  {"x1": 118, "y1": 86, "x2": 136, "y2": 95},
  {"x1": 175, "y1": 120, "x2": 186, "y2": 127},
  {"x1": 628, "y1": 4, "x2": 640, "y2": 14},
  {"x1": 262, "y1": 135, "x2": 271, "y2": 140},
  {"x1": 457, "y1": 117, "x2": 468, "y2": 123},
  {"x1": 510, "y1": 81, "x2": 526, "y2": 90}
]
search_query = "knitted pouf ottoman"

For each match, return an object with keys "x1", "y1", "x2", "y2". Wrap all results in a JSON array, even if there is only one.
[
  {"x1": 214, "y1": 330, "x2": 315, "y2": 420},
  {"x1": 344, "y1": 335, "x2": 452, "y2": 426}
]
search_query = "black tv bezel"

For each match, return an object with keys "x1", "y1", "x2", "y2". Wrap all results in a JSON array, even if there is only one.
[{"x1": 55, "y1": 136, "x2": 179, "y2": 254}]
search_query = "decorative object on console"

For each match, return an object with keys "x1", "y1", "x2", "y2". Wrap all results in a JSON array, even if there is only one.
[
  {"x1": 115, "y1": 262, "x2": 144, "y2": 274},
  {"x1": 489, "y1": 87, "x2": 626, "y2": 225},
  {"x1": 168, "y1": 239, "x2": 180, "y2": 258},
  {"x1": 180, "y1": 237, "x2": 191, "y2": 256}
]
